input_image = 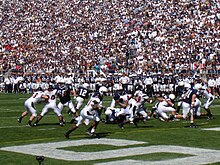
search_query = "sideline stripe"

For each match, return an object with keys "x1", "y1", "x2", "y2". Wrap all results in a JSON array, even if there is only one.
[
  {"x1": 201, "y1": 127, "x2": 220, "y2": 131},
  {"x1": 37, "y1": 128, "x2": 57, "y2": 131},
  {"x1": 18, "y1": 98, "x2": 28, "y2": 100},
  {"x1": 0, "y1": 125, "x2": 27, "y2": 129},
  {"x1": 0, "y1": 109, "x2": 21, "y2": 112}
]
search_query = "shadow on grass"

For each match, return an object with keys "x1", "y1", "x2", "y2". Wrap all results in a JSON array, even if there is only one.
[
  {"x1": 134, "y1": 125, "x2": 154, "y2": 128},
  {"x1": 86, "y1": 132, "x2": 111, "y2": 139}
]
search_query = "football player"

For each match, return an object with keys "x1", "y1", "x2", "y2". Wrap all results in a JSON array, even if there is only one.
[
  {"x1": 155, "y1": 94, "x2": 179, "y2": 122},
  {"x1": 200, "y1": 85, "x2": 215, "y2": 120},
  {"x1": 64, "y1": 97, "x2": 103, "y2": 138},
  {"x1": 57, "y1": 79, "x2": 77, "y2": 122},
  {"x1": 17, "y1": 87, "x2": 47, "y2": 126},
  {"x1": 110, "y1": 91, "x2": 133, "y2": 129},
  {"x1": 175, "y1": 81, "x2": 185, "y2": 114},
  {"x1": 33, "y1": 84, "x2": 64, "y2": 126},
  {"x1": 71, "y1": 83, "x2": 90, "y2": 123},
  {"x1": 181, "y1": 83, "x2": 198, "y2": 128},
  {"x1": 131, "y1": 90, "x2": 155, "y2": 125}
]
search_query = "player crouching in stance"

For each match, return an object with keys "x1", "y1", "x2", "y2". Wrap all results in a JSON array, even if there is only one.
[
  {"x1": 129, "y1": 90, "x2": 156, "y2": 125},
  {"x1": 64, "y1": 97, "x2": 102, "y2": 138},
  {"x1": 109, "y1": 91, "x2": 134, "y2": 129},
  {"x1": 17, "y1": 87, "x2": 47, "y2": 126},
  {"x1": 155, "y1": 93, "x2": 181, "y2": 122}
]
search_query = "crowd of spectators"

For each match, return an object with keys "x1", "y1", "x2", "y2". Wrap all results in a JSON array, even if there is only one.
[{"x1": 0, "y1": 0, "x2": 220, "y2": 76}]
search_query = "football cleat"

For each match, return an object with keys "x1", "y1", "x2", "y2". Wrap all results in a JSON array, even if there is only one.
[
  {"x1": 70, "y1": 118, "x2": 76, "y2": 124},
  {"x1": 133, "y1": 121, "x2": 138, "y2": 127},
  {"x1": 64, "y1": 133, "x2": 69, "y2": 139},
  {"x1": 207, "y1": 114, "x2": 214, "y2": 120},
  {"x1": 17, "y1": 118, "x2": 22, "y2": 123},
  {"x1": 26, "y1": 123, "x2": 32, "y2": 127},
  {"x1": 118, "y1": 123, "x2": 124, "y2": 129},
  {"x1": 86, "y1": 130, "x2": 94, "y2": 136},
  {"x1": 189, "y1": 123, "x2": 197, "y2": 128},
  {"x1": 59, "y1": 122, "x2": 64, "y2": 126},
  {"x1": 33, "y1": 123, "x2": 38, "y2": 126}
]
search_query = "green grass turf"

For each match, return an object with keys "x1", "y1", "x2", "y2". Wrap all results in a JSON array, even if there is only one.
[{"x1": 0, "y1": 93, "x2": 219, "y2": 164}]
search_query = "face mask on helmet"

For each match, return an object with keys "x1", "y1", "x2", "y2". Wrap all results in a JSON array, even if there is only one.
[
  {"x1": 48, "y1": 85, "x2": 54, "y2": 91},
  {"x1": 184, "y1": 83, "x2": 191, "y2": 91},
  {"x1": 169, "y1": 94, "x2": 176, "y2": 100},
  {"x1": 99, "y1": 86, "x2": 108, "y2": 95},
  {"x1": 83, "y1": 83, "x2": 89, "y2": 89}
]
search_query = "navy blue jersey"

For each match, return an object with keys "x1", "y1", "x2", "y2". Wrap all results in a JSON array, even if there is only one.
[
  {"x1": 176, "y1": 86, "x2": 184, "y2": 98},
  {"x1": 157, "y1": 76, "x2": 162, "y2": 84},
  {"x1": 113, "y1": 76, "x2": 119, "y2": 83},
  {"x1": 57, "y1": 86, "x2": 72, "y2": 104},
  {"x1": 152, "y1": 76, "x2": 158, "y2": 84},
  {"x1": 92, "y1": 91, "x2": 103, "y2": 102},
  {"x1": 164, "y1": 76, "x2": 169, "y2": 84},
  {"x1": 170, "y1": 76, "x2": 176, "y2": 84},
  {"x1": 113, "y1": 92, "x2": 120, "y2": 101},
  {"x1": 183, "y1": 88, "x2": 197, "y2": 104},
  {"x1": 77, "y1": 86, "x2": 89, "y2": 99}
]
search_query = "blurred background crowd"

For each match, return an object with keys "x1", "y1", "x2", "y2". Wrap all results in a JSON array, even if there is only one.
[{"x1": 0, "y1": 0, "x2": 219, "y2": 95}]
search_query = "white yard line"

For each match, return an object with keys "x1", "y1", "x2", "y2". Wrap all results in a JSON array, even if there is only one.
[
  {"x1": 0, "y1": 125, "x2": 27, "y2": 129},
  {"x1": 0, "y1": 138, "x2": 220, "y2": 165},
  {"x1": 201, "y1": 127, "x2": 220, "y2": 131},
  {"x1": 37, "y1": 128, "x2": 57, "y2": 131}
]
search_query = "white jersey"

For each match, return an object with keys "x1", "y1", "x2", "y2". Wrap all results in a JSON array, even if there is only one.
[
  {"x1": 208, "y1": 79, "x2": 216, "y2": 87},
  {"x1": 201, "y1": 87, "x2": 215, "y2": 109},
  {"x1": 26, "y1": 91, "x2": 44, "y2": 103},
  {"x1": 119, "y1": 76, "x2": 130, "y2": 84},
  {"x1": 157, "y1": 98, "x2": 175, "y2": 120},
  {"x1": 203, "y1": 89, "x2": 214, "y2": 99},
  {"x1": 40, "y1": 89, "x2": 61, "y2": 117},
  {"x1": 44, "y1": 89, "x2": 58, "y2": 104},
  {"x1": 133, "y1": 90, "x2": 148, "y2": 107},
  {"x1": 144, "y1": 77, "x2": 153, "y2": 85},
  {"x1": 158, "y1": 99, "x2": 169, "y2": 107},
  {"x1": 24, "y1": 91, "x2": 45, "y2": 117}
]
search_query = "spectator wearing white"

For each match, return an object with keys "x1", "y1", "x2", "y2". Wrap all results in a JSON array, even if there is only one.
[
  {"x1": 119, "y1": 72, "x2": 130, "y2": 92},
  {"x1": 19, "y1": 80, "x2": 27, "y2": 93},
  {"x1": 207, "y1": 75, "x2": 217, "y2": 95},
  {"x1": 144, "y1": 74, "x2": 153, "y2": 97},
  {"x1": 4, "y1": 76, "x2": 12, "y2": 93},
  {"x1": 94, "y1": 73, "x2": 104, "y2": 92}
]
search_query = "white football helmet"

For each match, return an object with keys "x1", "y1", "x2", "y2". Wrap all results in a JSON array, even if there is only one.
[
  {"x1": 105, "y1": 109, "x2": 112, "y2": 116},
  {"x1": 169, "y1": 94, "x2": 176, "y2": 100},
  {"x1": 184, "y1": 83, "x2": 191, "y2": 90},
  {"x1": 178, "y1": 81, "x2": 184, "y2": 86},
  {"x1": 92, "y1": 98, "x2": 100, "y2": 105},
  {"x1": 99, "y1": 86, "x2": 108, "y2": 95},
  {"x1": 142, "y1": 95, "x2": 149, "y2": 100},
  {"x1": 194, "y1": 83, "x2": 202, "y2": 90},
  {"x1": 83, "y1": 83, "x2": 90, "y2": 89}
]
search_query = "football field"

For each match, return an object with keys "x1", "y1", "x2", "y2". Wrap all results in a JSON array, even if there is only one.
[{"x1": 0, "y1": 93, "x2": 220, "y2": 165}]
